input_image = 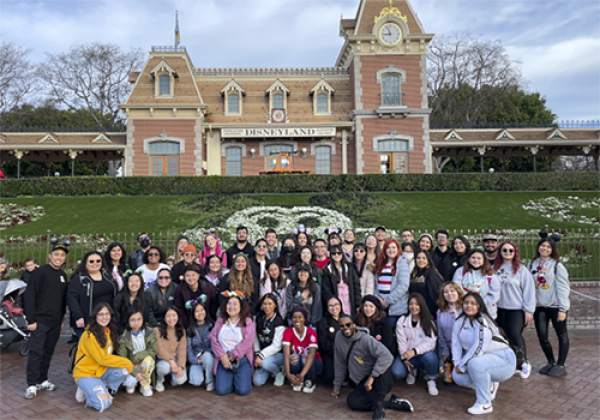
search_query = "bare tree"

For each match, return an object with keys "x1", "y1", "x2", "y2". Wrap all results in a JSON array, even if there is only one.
[
  {"x1": 427, "y1": 32, "x2": 523, "y2": 125},
  {"x1": 38, "y1": 43, "x2": 144, "y2": 128},
  {"x1": 0, "y1": 42, "x2": 36, "y2": 124}
]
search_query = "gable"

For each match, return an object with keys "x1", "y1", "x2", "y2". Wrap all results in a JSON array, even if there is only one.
[
  {"x1": 355, "y1": 0, "x2": 424, "y2": 36},
  {"x1": 38, "y1": 133, "x2": 59, "y2": 143}
]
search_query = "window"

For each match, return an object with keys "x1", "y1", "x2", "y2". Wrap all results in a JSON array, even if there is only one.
[
  {"x1": 264, "y1": 144, "x2": 294, "y2": 170},
  {"x1": 382, "y1": 74, "x2": 401, "y2": 106},
  {"x1": 377, "y1": 139, "x2": 409, "y2": 174},
  {"x1": 149, "y1": 141, "x2": 179, "y2": 176},
  {"x1": 272, "y1": 93, "x2": 284, "y2": 109},
  {"x1": 226, "y1": 147, "x2": 242, "y2": 176},
  {"x1": 228, "y1": 93, "x2": 240, "y2": 114},
  {"x1": 317, "y1": 93, "x2": 328, "y2": 113},
  {"x1": 159, "y1": 75, "x2": 171, "y2": 96},
  {"x1": 378, "y1": 139, "x2": 408, "y2": 152},
  {"x1": 315, "y1": 145, "x2": 331, "y2": 174}
]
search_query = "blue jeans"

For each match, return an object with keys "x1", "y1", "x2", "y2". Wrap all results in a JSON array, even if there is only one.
[
  {"x1": 74, "y1": 327, "x2": 85, "y2": 338},
  {"x1": 253, "y1": 353, "x2": 284, "y2": 386},
  {"x1": 386, "y1": 315, "x2": 399, "y2": 328},
  {"x1": 453, "y1": 348, "x2": 516, "y2": 405},
  {"x1": 289, "y1": 354, "x2": 323, "y2": 381},
  {"x1": 391, "y1": 351, "x2": 439, "y2": 380},
  {"x1": 215, "y1": 355, "x2": 252, "y2": 396},
  {"x1": 189, "y1": 352, "x2": 215, "y2": 386},
  {"x1": 156, "y1": 358, "x2": 188, "y2": 385},
  {"x1": 76, "y1": 367, "x2": 129, "y2": 412}
]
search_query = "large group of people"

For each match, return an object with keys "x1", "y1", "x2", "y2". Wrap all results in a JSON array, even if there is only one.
[{"x1": 16, "y1": 226, "x2": 571, "y2": 419}]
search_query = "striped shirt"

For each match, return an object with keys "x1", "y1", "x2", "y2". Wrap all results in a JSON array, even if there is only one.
[{"x1": 377, "y1": 263, "x2": 394, "y2": 295}]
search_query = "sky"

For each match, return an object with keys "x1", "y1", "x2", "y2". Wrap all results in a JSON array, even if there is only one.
[{"x1": 1, "y1": 0, "x2": 599, "y2": 121}]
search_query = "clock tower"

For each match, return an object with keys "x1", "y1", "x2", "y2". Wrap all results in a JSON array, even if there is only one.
[{"x1": 338, "y1": 0, "x2": 434, "y2": 174}]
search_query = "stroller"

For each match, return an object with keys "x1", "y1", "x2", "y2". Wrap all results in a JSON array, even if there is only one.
[{"x1": 0, "y1": 279, "x2": 30, "y2": 356}]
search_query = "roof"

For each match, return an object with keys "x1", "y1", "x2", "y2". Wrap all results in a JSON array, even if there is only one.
[{"x1": 355, "y1": 0, "x2": 424, "y2": 36}]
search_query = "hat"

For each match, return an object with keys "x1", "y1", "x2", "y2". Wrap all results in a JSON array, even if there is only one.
[
  {"x1": 182, "y1": 244, "x2": 197, "y2": 255},
  {"x1": 375, "y1": 226, "x2": 386, "y2": 232},
  {"x1": 296, "y1": 262, "x2": 311, "y2": 273},
  {"x1": 362, "y1": 295, "x2": 384, "y2": 312},
  {"x1": 0, "y1": 257, "x2": 9, "y2": 266},
  {"x1": 483, "y1": 234, "x2": 498, "y2": 241},
  {"x1": 51, "y1": 244, "x2": 69, "y2": 254},
  {"x1": 419, "y1": 233, "x2": 433, "y2": 242},
  {"x1": 289, "y1": 306, "x2": 310, "y2": 325}
]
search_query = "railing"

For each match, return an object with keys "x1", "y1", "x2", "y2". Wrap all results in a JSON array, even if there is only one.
[
  {"x1": 151, "y1": 46, "x2": 186, "y2": 53},
  {"x1": 380, "y1": 92, "x2": 405, "y2": 107},
  {"x1": 0, "y1": 125, "x2": 126, "y2": 133},
  {"x1": 558, "y1": 120, "x2": 600, "y2": 129},
  {"x1": 431, "y1": 120, "x2": 600, "y2": 129}
]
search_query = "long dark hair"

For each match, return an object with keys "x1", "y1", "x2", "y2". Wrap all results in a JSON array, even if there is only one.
[
  {"x1": 291, "y1": 266, "x2": 317, "y2": 297},
  {"x1": 261, "y1": 262, "x2": 288, "y2": 291},
  {"x1": 87, "y1": 303, "x2": 119, "y2": 352},
  {"x1": 457, "y1": 292, "x2": 505, "y2": 337},
  {"x1": 205, "y1": 254, "x2": 226, "y2": 280},
  {"x1": 329, "y1": 244, "x2": 348, "y2": 284},
  {"x1": 352, "y1": 242, "x2": 367, "y2": 277},
  {"x1": 158, "y1": 307, "x2": 185, "y2": 341},
  {"x1": 228, "y1": 254, "x2": 254, "y2": 299},
  {"x1": 534, "y1": 239, "x2": 560, "y2": 261},
  {"x1": 76, "y1": 250, "x2": 104, "y2": 275},
  {"x1": 295, "y1": 232, "x2": 312, "y2": 249},
  {"x1": 411, "y1": 250, "x2": 442, "y2": 281},
  {"x1": 118, "y1": 273, "x2": 147, "y2": 325},
  {"x1": 125, "y1": 308, "x2": 146, "y2": 331},
  {"x1": 220, "y1": 295, "x2": 251, "y2": 327},
  {"x1": 449, "y1": 236, "x2": 471, "y2": 258},
  {"x1": 257, "y1": 293, "x2": 281, "y2": 318},
  {"x1": 186, "y1": 301, "x2": 213, "y2": 337},
  {"x1": 104, "y1": 242, "x2": 128, "y2": 271},
  {"x1": 406, "y1": 293, "x2": 437, "y2": 338},
  {"x1": 355, "y1": 298, "x2": 385, "y2": 329},
  {"x1": 277, "y1": 236, "x2": 299, "y2": 268},
  {"x1": 462, "y1": 249, "x2": 494, "y2": 276}
]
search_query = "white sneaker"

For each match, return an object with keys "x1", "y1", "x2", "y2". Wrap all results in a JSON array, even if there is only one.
[
  {"x1": 24, "y1": 386, "x2": 37, "y2": 399},
  {"x1": 274, "y1": 372, "x2": 285, "y2": 387},
  {"x1": 520, "y1": 362, "x2": 531, "y2": 379},
  {"x1": 75, "y1": 387, "x2": 86, "y2": 403},
  {"x1": 291, "y1": 383, "x2": 302, "y2": 392},
  {"x1": 468, "y1": 403, "x2": 493, "y2": 415},
  {"x1": 427, "y1": 380, "x2": 439, "y2": 396},
  {"x1": 126, "y1": 385, "x2": 135, "y2": 394},
  {"x1": 37, "y1": 380, "x2": 56, "y2": 391},
  {"x1": 155, "y1": 380, "x2": 165, "y2": 392},
  {"x1": 206, "y1": 381, "x2": 215, "y2": 392},
  {"x1": 140, "y1": 385, "x2": 153, "y2": 397},
  {"x1": 490, "y1": 382, "x2": 499, "y2": 401},
  {"x1": 405, "y1": 373, "x2": 415, "y2": 385},
  {"x1": 302, "y1": 380, "x2": 316, "y2": 394}
]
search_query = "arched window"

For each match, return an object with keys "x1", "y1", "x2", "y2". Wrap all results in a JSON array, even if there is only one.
[
  {"x1": 264, "y1": 144, "x2": 294, "y2": 170},
  {"x1": 226, "y1": 147, "x2": 242, "y2": 176},
  {"x1": 272, "y1": 93, "x2": 284, "y2": 109},
  {"x1": 228, "y1": 93, "x2": 240, "y2": 114},
  {"x1": 377, "y1": 138, "x2": 409, "y2": 174},
  {"x1": 159, "y1": 75, "x2": 171, "y2": 96},
  {"x1": 149, "y1": 141, "x2": 179, "y2": 176},
  {"x1": 381, "y1": 74, "x2": 401, "y2": 106},
  {"x1": 315, "y1": 145, "x2": 332, "y2": 174}
]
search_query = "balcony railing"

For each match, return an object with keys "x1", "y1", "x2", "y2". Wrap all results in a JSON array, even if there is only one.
[{"x1": 151, "y1": 46, "x2": 186, "y2": 53}]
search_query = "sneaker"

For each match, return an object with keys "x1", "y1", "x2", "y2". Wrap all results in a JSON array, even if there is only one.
[
  {"x1": 427, "y1": 380, "x2": 439, "y2": 396},
  {"x1": 37, "y1": 380, "x2": 56, "y2": 391},
  {"x1": 490, "y1": 382, "x2": 499, "y2": 401},
  {"x1": 405, "y1": 373, "x2": 415, "y2": 385},
  {"x1": 109, "y1": 388, "x2": 118, "y2": 396},
  {"x1": 206, "y1": 381, "x2": 215, "y2": 392},
  {"x1": 467, "y1": 403, "x2": 493, "y2": 415},
  {"x1": 539, "y1": 363, "x2": 554, "y2": 375},
  {"x1": 389, "y1": 394, "x2": 414, "y2": 412},
  {"x1": 548, "y1": 365, "x2": 567, "y2": 377},
  {"x1": 126, "y1": 385, "x2": 135, "y2": 394},
  {"x1": 274, "y1": 372, "x2": 285, "y2": 387},
  {"x1": 291, "y1": 383, "x2": 302, "y2": 392},
  {"x1": 302, "y1": 380, "x2": 316, "y2": 394},
  {"x1": 520, "y1": 362, "x2": 531, "y2": 379},
  {"x1": 372, "y1": 402, "x2": 385, "y2": 420},
  {"x1": 140, "y1": 385, "x2": 153, "y2": 397},
  {"x1": 75, "y1": 386, "x2": 86, "y2": 403},
  {"x1": 155, "y1": 380, "x2": 165, "y2": 393},
  {"x1": 24, "y1": 386, "x2": 37, "y2": 399}
]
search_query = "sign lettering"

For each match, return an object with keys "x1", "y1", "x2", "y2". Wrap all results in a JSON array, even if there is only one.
[{"x1": 222, "y1": 127, "x2": 336, "y2": 138}]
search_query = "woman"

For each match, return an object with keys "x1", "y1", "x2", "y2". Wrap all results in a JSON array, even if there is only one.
[
  {"x1": 170, "y1": 244, "x2": 202, "y2": 286},
  {"x1": 352, "y1": 243, "x2": 375, "y2": 297},
  {"x1": 113, "y1": 272, "x2": 153, "y2": 334},
  {"x1": 528, "y1": 230, "x2": 570, "y2": 377},
  {"x1": 145, "y1": 268, "x2": 177, "y2": 326},
  {"x1": 253, "y1": 293, "x2": 286, "y2": 387},
  {"x1": 295, "y1": 231, "x2": 312, "y2": 249},
  {"x1": 401, "y1": 242, "x2": 415, "y2": 273},
  {"x1": 154, "y1": 307, "x2": 187, "y2": 391},
  {"x1": 249, "y1": 239, "x2": 270, "y2": 283},
  {"x1": 493, "y1": 241, "x2": 536, "y2": 378},
  {"x1": 73, "y1": 303, "x2": 136, "y2": 412},
  {"x1": 409, "y1": 251, "x2": 443, "y2": 320},
  {"x1": 355, "y1": 295, "x2": 395, "y2": 356},
  {"x1": 277, "y1": 236, "x2": 298, "y2": 277},
  {"x1": 436, "y1": 282, "x2": 464, "y2": 384},
  {"x1": 417, "y1": 233, "x2": 434, "y2": 257},
  {"x1": 204, "y1": 254, "x2": 230, "y2": 291},
  {"x1": 289, "y1": 245, "x2": 322, "y2": 287},
  {"x1": 317, "y1": 296, "x2": 344, "y2": 385},
  {"x1": 210, "y1": 291, "x2": 255, "y2": 396},
  {"x1": 137, "y1": 246, "x2": 170, "y2": 290},
  {"x1": 104, "y1": 242, "x2": 129, "y2": 291},
  {"x1": 392, "y1": 294, "x2": 439, "y2": 396},
  {"x1": 118, "y1": 309, "x2": 157, "y2": 397},
  {"x1": 452, "y1": 293, "x2": 516, "y2": 415},
  {"x1": 167, "y1": 235, "x2": 189, "y2": 268},
  {"x1": 440, "y1": 236, "x2": 471, "y2": 282},
  {"x1": 186, "y1": 297, "x2": 215, "y2": 391},
  {"x1": 67, "y1": 251, "x2": 118, "y2": 338},
  {"x1": 227, "y1": 253, "x2": 259, "y2": 313},
  {"x1": 259, "y1": 262, "x2": 291, "y2": 319},
  {"x1": 453, "y1": 249, "x2": 500, "y2": 319},
  {"x1": 174, "y1": 265, "x2": 218, "y2": 327},
  {"x1": 365, "y1": 233, "x2": 380, "y2": 265},
  {"x1": 342, "y1": 229, "x2": 355, "y2": 260},
  {"x1": 283, "y1": 307, "x2": 323, "y2": 393},
  {"x1": 199, "y1": 233, "x2": 228, "y2": 268},
  {"x1": 322, "y1": 244, "x2": 361, "y2": 317},
  {"x1": 286, "y1": 263, "x2": 323, "y2": 326},
  {"x1": 374, "y1": 239, "x2": 410, "y2": 327}
]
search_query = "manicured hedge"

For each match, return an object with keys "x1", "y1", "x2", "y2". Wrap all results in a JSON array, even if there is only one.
[{"x1": 1, "y1": 172, "x2": 598, "y2": 197}]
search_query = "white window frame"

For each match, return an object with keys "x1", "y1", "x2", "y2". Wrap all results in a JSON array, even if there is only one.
[
  {"x1": 315, "y1": 145, "x2": 332, "y2": 174},
  {"x1": 376, "y1": 66, "x2": 407, "y2": 108}
]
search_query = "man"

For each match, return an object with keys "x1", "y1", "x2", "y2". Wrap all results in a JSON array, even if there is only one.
[
  {"x1": 129, "y1": 233, "x2": 151, "y2": 271},
  {"x1": 332, "y1": 316, "x2": 413, "y2": 420},
  {"x1": 401, "y1": 229, "x2": 415, "y2": 245},
  {"x1": 265, "y1": 228, "x2": 280, "y2": 261},
  {"x1": 483, "y1": 234, "x2": 499, "y2": 262},
  {"x1": 226, "y1": 225, "x2": 255, "y2": 268},
  {"x1": 375, "y1": 227, "x2": 387, "y2": 249},
  {"x1": 313, "y1": 239, "x2": 330, "y2": 270},
  {"x1": 433, "y1": 229, "x2": 450, "y2": 270},
  {"x1": 23, "y1": 243, "x2": 69, "y2": 399}
]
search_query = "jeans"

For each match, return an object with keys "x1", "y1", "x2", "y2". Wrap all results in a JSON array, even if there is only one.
[
  {"x1": 289, "y1": 354, "x2": 323, "y2": 381},
  {"x1": 26, "y1": 323, "x2": 61, "y2": 386},
  {"x1": 253, "y1": 353, "x2": 284, "y2": 386},
  {"x1": 189, "y1": 353, "x2": 215, "y2": 386},
  {"x1": 453, "y1": 348, "x2": 516, "y2": 405},
  {"x1": 156, "y1": 358, "x2": 187, "y2": 386},
  {"x1": 73, "y1": 326, "x2": 85, "y2": 338},
  {"x1": 76, "y1": 367, "x2": 129, "y2": 412},
  {"x1": 215, "y1": 355, "x2": 252, "y2": 396},
  {"x1": 386, "y1": 315, "x2": 399, "y2": 328},
  {"x1": 391, "y1": 351, "x2": 439, "y2": 380}
]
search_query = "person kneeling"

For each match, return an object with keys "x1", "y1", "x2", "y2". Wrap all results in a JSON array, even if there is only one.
[
  {"x1": 73, "y1": 303, "x2": 138, "y2": 412},
  {"x1": 154, "y1": 307, "x2": 188, "y2": 391},
  {"x1": 331, "y1": 315, "x2": 413, "y2": 420},
  {"x1": 186, "y1": 297, "x2": 215, "y2": 391}
]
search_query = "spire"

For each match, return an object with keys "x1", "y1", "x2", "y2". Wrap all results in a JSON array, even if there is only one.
[{"x1": 175, "y1": 11, "x2": 180, "y2": 48}]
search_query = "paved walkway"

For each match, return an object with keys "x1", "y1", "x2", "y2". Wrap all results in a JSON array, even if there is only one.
[{"x1": 1, "y1": 330, "x2": 598, "y2": 420}]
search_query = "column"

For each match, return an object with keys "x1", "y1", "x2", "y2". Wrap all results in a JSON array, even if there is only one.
[{"x1": 341, "y1": 130, "x2": 348, "y2": 174}]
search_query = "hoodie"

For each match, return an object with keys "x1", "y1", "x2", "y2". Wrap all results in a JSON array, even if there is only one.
[{"x1": 528, "y1": 258, "x2": 570, "y2": 312}]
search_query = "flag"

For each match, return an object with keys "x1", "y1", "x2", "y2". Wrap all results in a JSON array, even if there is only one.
[{"x1": 175, "y1": 11, "x2": 180, "y2": 47}]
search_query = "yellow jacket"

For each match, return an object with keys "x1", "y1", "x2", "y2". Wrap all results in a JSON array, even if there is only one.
[{"x1": 73, "y1": 327, "x2": 133, "y2": 382}]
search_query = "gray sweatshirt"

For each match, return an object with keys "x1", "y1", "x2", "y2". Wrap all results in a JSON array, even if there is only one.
[
  {"x1": 496, "y1": 264, "x2": 536, "y2": 313},
  {"x1": 528, "y1": 258, "x2": 570, "y2": 312},
  {"x1": 374, "y1": 255, "x2": 411, "y2": 316},
  {"x1": 333, "y1": 327, "x2": 393, "y2": 391}
]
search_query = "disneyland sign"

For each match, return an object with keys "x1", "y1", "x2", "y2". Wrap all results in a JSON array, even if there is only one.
[{"x1": 221, "y1": 127, "x2": 336, "y2": 138}]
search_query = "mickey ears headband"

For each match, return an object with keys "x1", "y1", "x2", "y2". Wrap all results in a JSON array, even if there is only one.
[
  {"x1": 325, "y1": 227, "x2": 341, "y2": 235},
  {"x1": 539, "y1": 229, "x2": 561, "y2": 243},
  {"x1": 185, "y1": 294, "x2": 207, "y2": 310},
  {"x1": 49, "y1": 236, "x2": 72, "y2": 253},
  {"x1": 222, "y1": 290, "x2": 245, "y2": 300},
  {"x1": 294, "y1": 225, "x2": 312, "y2": 235}
]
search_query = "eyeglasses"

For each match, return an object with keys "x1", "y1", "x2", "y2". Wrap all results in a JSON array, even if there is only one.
[
  {"x1": 339, "y1": 322, "x2": 353, "y2": 329},
  {"x1": 328, "y1": 303, "x2": 340, "y2": 308},
  {"x1": 157, "y1": 276, "x2": 171, "y2": 280},
  {"x1": 501, "y1": 248, "x2": 515, "y2": 254},
  {"x1": 184, "y1": 253, "x2": 196, "y2": 257},
  {"x1": 256, "y1": 245, "x2": 267, "y2": 249},
  {"x1": 88, "y1": 259, "x2": 102, "y2": 264},
  {"x1": 148, "y1": 253, "x2": 160, "y2": 257},
  {"x1": 331, "y1": 251, "x2": 342, "y2": 256}
]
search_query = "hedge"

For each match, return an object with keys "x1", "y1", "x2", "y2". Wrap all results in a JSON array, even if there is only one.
[{"x1": 1, "y1": 172, "x2": 598, "y2": 197}]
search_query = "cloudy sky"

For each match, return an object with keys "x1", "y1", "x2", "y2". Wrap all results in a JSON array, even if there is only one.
[{"x1": 1, "y1": 0, "x2": 599, "y2": 120}]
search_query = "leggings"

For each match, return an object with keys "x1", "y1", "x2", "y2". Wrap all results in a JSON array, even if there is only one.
[
  {"x1": 534, "y1": 307, "x2": 569, "y2": 366},
  {"x1": 497, "y1": 309, "x2": 527, "y2": 367}
]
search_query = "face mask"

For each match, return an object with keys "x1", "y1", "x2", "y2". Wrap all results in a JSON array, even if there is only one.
[
  {"x1": 404, "y1": 252, "x2": 414, "y2": 260},
  {"x1": 283, "y1": 246, "x2": 294, "y2": 253},
  {"x1": 344, "y1": 240, "x2": 353, "y2": 245},
  {"x1": 468, "y1": 263, "x2": 482, "y2": 271},
  {"x1": 140, "y1": 238, "x2": 150, "y2": 248}
]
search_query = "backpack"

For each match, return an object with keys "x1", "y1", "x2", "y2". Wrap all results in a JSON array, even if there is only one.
[{"x1": 67, "y1": 343, "x2": 79, "y2": 373}]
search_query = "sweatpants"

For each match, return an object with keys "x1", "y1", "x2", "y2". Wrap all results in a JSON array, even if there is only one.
[
  {"x1": 534, "y1": 307, "x2": 569, "y2": 366},
  {"x1": 347, "y1": 368, "x2": 393, "y2": 412},
  {"x1": 26, "y1": 323, "x2": 61, "y2": 387},
  {"x1": 497, "y1": 308, "x2": 528, "y2": 367}
]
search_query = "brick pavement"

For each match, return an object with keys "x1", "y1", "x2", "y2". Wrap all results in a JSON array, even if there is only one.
[{"x1": 1, "y1": 330, "x2": 598, "y2": 420}]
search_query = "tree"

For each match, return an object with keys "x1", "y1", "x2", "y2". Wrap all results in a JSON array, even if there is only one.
[
  {"x1": 37, "y1": 43, "x2": 144, "y2": 129},
  {"x1": 0, "y1": 42, "x2": 37, "y2": 125}
]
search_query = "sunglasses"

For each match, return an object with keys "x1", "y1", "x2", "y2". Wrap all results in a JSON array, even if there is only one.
[
  {"x1": 340, "y1": 322, "x2": 353, "y2": 329},
  {"x1": 331, "y1": 251, "x2": 342, "y2": 256},
  {"x1": 501, "y1": 248, "x2": 515, "y2": 253},
  {"x1": 88, "y1": 259, "x2": 102, "y2": 264},
  {"x1": 148, "y1": 253, "x2": 160, "y2": 257}
]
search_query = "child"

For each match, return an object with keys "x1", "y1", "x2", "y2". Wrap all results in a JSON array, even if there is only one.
[
  {"x1": 154, "y1": 307, "x2": 187, "y2": 391},
  {"x1": 21, "y1": 258, "x2": 38, "y2": 284},
  {"x1": 186, "y1": 296, "x2": 215, "y2": 391}
]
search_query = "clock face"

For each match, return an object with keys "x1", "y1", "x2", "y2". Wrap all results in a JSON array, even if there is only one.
[{"x1": 379, "y1": 23, "x2": 402, "y2": 46}]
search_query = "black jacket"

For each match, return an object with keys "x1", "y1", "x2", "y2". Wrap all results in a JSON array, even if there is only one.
[
  {"x1": 322, "y1": 262, "x2": 362, "y2": 316},
  {"x1": 66, "y1": 271, "x2": 118, "y2": 328},
  {"x1": 367, "y1": 317, "x2": 396, "y2": 357},
  {"x1": 128, "y1": 249, "x2": 146, "y2": 272},
  {"x1": 317, "y1": 312, "x2": 340, "y2": 357},
  {"x1": 433, "y1": 247, "x2": 449, "y2": 271},
  {"x1": 409, "y1": 268, "x2": 443, "y2": 320},
  {"x1": 249, "y1": 256, "x2": 270, "y2": 285},
  {"x1": 225, "y1": 243, "x2": 255, "y2": 268},
  {"x1": 440, "y1": 253, "x2": 468, "y2": 283},
  {"x1": 171, "y1": 261, "x2": 202, "y2": 286},
  {"x1": 113, "y1": 291, "x2": 154, "y2": 335},
  {"x1": 145, "y1": 281, "x2": 177, "y2": 326}
]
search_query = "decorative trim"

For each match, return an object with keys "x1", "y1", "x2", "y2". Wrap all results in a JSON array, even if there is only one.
[
  {"x1": 376, "y1": 66, "x2": 407, "y2": 84},
  {"x1": 150, "y1": 59, "x2": 178, "y2": 77},
  {"x1": 422, "y1": 114, "x2": 432, "y2": 173},
  {"x1": 547, "y1": 128, "x2": 567, "y2": 140},
  {"x1": 194, "y1": 119, "x2": 203, "y2": 175},
  {"x1": 91, "y1": 133, "x2": 112, "y2": 144},
  {"x1": 125, "y1": 122, "x2": 135, "y2": 176},
  {"x1": 265, "y1": 79, "x2": 290, "y2": 95},
  {"x1": 420, "y1": 55, "x2": 428, "y2": 109},
  {"x1": 310, "y1": 140, "x2": 337, "y2": 156},
  {"x1": 356, "y1": 118, "x2": 365, "y2": 174},
  {"x1": 221, "y1": 142, "x2": 246, "y2": 157},
  {"x1": 220, "y1": 79, "x2": 246, "y2": 95},
  {"x1": 372, "y1": 129, "x2": 414, "y2": 152},
  {"x1": 142, "y1": 131, "x2": 186, "y2": 154},
  {"x1": 354, "y1": 57, "x2": 363, "y2": 111},
  {"x1": 194, "y1": 67, "x2": 347, "y2": 77},
  {"x1": 310, "y1": 79, "x2": 335, "y2": 95},
  {"x1": 496, "y1": 129, "x2": 516, "y2": 140},
  {"x1": 444, "y1": 130, "x2": 463, "y2": 141},
  {"x1": 38, "y1": 133, "x2": 59, "y2": 144}
]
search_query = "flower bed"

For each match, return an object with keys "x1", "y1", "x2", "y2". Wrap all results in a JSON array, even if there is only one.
[
  {"x1": 522, "y1": 196, "x2": 600, "y2": 225},
  {"x1": 0, "y1": 203, "x2": 45, "y2": 230}
]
